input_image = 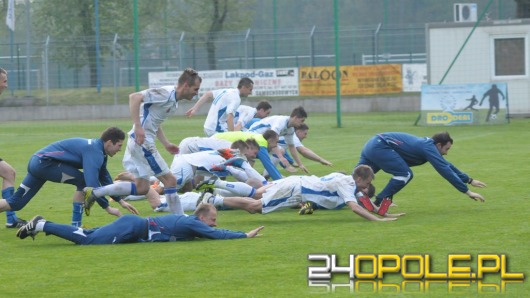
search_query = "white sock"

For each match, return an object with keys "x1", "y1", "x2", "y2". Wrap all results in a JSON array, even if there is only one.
[
  {"x1": 214, "y1": 188, "x2": 237, "y2": 197},
  {"x1": 215, "y1": 180, "x2": 254, "y2": 197},
  {"x1": 35, "y1": 220, "x2": 46, "y2": 232},
  {"x1": 211, "y1": 195, "x2": 224, "y2": 207},
  {"x1": 94, "y1": 181, "x2": 134, "y2": 197},
  {"x1": 167, "y1": 192, "x2": 184, "y2": 215}
]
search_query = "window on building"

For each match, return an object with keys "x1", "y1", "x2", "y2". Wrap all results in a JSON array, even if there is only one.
[{"x1": 494, "y1": 37, "x2": 526, "y2": 77}]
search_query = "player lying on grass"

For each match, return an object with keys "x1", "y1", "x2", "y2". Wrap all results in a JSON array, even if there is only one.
[
  {"x1": 298, "y1": 182, "x2": 376, "y2": 215},
  {"x1": 199, "y1": 165, "x2": 403, "y2": 222},
  {"x1": 16, "y1": 203, "x2": 263, "y2": 244},
  {"x1": 84, "y1": 144, "x2": 260, "y2": 215}
]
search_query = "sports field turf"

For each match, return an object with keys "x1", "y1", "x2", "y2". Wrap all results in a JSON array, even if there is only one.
[{"x1": 0, "y1": 112, "x2": 527, "y2": 297}]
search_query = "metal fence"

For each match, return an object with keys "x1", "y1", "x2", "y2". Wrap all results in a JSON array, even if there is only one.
[{"x1": 0, "y1": 24, "x2": 425, "y2": 94}]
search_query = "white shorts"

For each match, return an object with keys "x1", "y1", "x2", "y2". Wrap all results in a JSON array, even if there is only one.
[
  {"x1": 170, "y1": 157, "x2": 195, "y2": 190},
  {"x1": 122, "y1": 137, "x2": 171, "y2": 180},
  {"x1": 178, "y1": 137, "x2": 201, "y2": 155},
  {"x1": 261, "y1": 176, "x2": 303, "y2": 214}
]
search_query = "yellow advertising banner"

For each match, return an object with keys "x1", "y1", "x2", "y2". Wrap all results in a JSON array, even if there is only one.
[{"x1": 299, "y1": 64, "x2": 402, "y2": 96}]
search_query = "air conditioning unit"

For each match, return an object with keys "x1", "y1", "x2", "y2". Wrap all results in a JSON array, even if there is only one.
[{"x1": 454, "y1": 3, "x2": 478, "y2": 22}]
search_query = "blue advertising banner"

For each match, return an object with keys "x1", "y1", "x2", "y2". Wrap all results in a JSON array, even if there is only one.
[{"x1": 419, "y1": 83, "x2": 509, "y2": 126}]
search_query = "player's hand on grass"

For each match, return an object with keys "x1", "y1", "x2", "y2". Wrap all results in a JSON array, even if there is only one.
[
  {"x1": 384, "y1": 212, "x2": 405, "y2": 218},
  {"x1": 298, "y1": 164, "x2": 309, "y2": 174},
  {"x1": 467, "y1": 191, "x2": 485, "y2": 202},
  {"x1": 285, "y1": 165, "x2": 298, "y2": 173},
  {"x1": 379, "y1": 217, "x2": 398, "y2": 221},
  {"x1": 120, "y1": 200, "x2": 140, "y2": 215},
  {"x1": 320, "y1": 159, "x2": 333, "y2": 166},
  {"x1": 246, "y1": 226, "x2": 265, "y2": 238}
]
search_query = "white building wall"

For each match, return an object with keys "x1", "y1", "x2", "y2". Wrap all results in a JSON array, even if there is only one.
[{"x1": 427, "y1": 20, "x2": 530, "y2": 115}]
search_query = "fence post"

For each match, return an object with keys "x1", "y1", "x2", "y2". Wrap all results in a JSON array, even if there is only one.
[
  {"x1": 113, "y1": 33, "x2": 119, "y2": 105},
  {"x1": 244, "y1": 28, "x2": 251, "y2": 69},
  {"x1": 44, "y1": 36, "x2": 50, "y2": 105},
  {"x1": 373, "y1": 23, "x2": 381, "y2": 64},
  {"x1": 310, "y1": 25, "x2": 316, "y2": 66},
  {"x1": 179, "y1": 32, "x2": 186, "y2": 70}
]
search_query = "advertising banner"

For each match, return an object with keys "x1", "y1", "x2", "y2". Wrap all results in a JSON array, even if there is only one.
[
  {"x1": 299, "y1": 64, "x2": 402, "y2": 96},
  {"x1": 149, "y1": 68, "x2": 299, "y2": 97},
  {"x1": 419, "y1": 83, "x2": 509, "y2": 126}
]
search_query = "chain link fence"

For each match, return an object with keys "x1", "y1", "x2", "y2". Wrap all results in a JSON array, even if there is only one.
[{"x1": 0, "y1": 24, "x2": 425, "y2": 104}]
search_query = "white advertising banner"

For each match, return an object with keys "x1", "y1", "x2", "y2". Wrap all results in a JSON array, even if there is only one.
[{"x1": 149, "y1": 68, "x2": 299, "y2": 97}]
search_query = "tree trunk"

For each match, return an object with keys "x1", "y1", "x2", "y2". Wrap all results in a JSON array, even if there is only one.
[
  {"x1": 206, "y1": 0, "x2": 228, "y2": 70},
  {"x1": 206, "y1": 33, "x2": 217, "y2": 70},
  {"x1": 86, "y1": 42, "x2": 98, "y2": 87}
]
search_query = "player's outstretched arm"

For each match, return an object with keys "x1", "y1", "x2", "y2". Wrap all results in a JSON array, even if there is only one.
[
  {"x1": 246, "y1": 226, "x2": 265, "y2": 238},
  {"x1": 347, "y1": 202, "x2": 397, "y2": 221}
]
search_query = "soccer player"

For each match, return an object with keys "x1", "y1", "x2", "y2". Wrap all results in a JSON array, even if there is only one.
[
  {"x1": 212, "y1": 130, "x2": 282, "y2": 180},
  {"x1": 170, "y1": 144, "x2": 261, "y2": 197},
  {"x1": 234, "y1": 100, "x2": 272, "y2": 131},
  {"x1": 355, "y1": 131, "x2": 487, "y2": 216},
  {"x1": 16, "y1": 204, "x2": 264, "y2": 244},
  {"x1": 83, "y1": 68, "x2": 202, "y2": 216},
  {"x1": 201, "y1": 165, "x2": 401, "y2": 222},
  {"x1": 177, "y1": 135, "x2": 260, "y2": 162},
  {"x1": 248, "y1": 106, "x2": 308, "y2": 174},
  {"x1": 0, "y1": 127, "x2": 138, "y2": 227},
  {"x1": 0, "y1": 67, "x2": 26, "y2": 228},
  {"x1": 186, "y1": 77, "x2": 254, "y2": 136},
  {"x1": 268, "y1": 123, "x2": 333, "y2": 176}
]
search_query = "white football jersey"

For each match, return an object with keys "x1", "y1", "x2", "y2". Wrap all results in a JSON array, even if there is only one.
[
  {"x1": 278, "y1": 133, "x2": 303, "y2": 150},
  {"x1": 299, "y1": 172, "x2": 358, "y2": 209},
  {"x1": 129, "y1": 85, "x2": 179, "y2": 145},
  {"x1": 234, "y1": 105, "x2": 257, "y2": 129},
  {"x1": 203, "y1": 88, "x2": 241, "y2": 133},
  {"x1": 249, "y1": 115, "x2": 295, "y2": 145}
]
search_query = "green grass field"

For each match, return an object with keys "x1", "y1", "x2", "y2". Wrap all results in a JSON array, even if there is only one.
[{"x1": 0, "y1": 112, "x2": 528, "y2": 297}]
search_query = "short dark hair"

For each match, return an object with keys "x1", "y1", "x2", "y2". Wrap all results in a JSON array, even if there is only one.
[
  {"x1": 256, "y1": 100, "x2": 272, "y2": 111},
  {"x1": 178, "y1": 68, "x2": 202, "y2": 86},
  {"x1": 262, "y1": 129, "x2": 278, "y2": 142},
  {"x1": 290, "y1": 106, "x2": 307, "y2": 118},
  {"x1": 101, "y1": 127, "x2": 125, "y2": 144},
  {"x1": 238, "y1": 77, "x2": 254, "y2": 89},
  {"x1": 432, "y1": 132, "x2": 453, "y2": 146}
]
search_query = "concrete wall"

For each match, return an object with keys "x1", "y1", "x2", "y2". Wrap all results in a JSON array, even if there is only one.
[
  {"x1": 427, "y1": 20, "x2": 530, "y2": 115},
  {"x1": 0, "y1": 95, "x2": 421, "y2": 121}
]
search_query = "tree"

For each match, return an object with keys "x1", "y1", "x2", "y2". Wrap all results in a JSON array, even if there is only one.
[
  {"x1": 169, "y1": 0, "x2": 256, "y2": 70},
  {"x1": 31, "y1": 0, "x2": 166, "y2": 87}
]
